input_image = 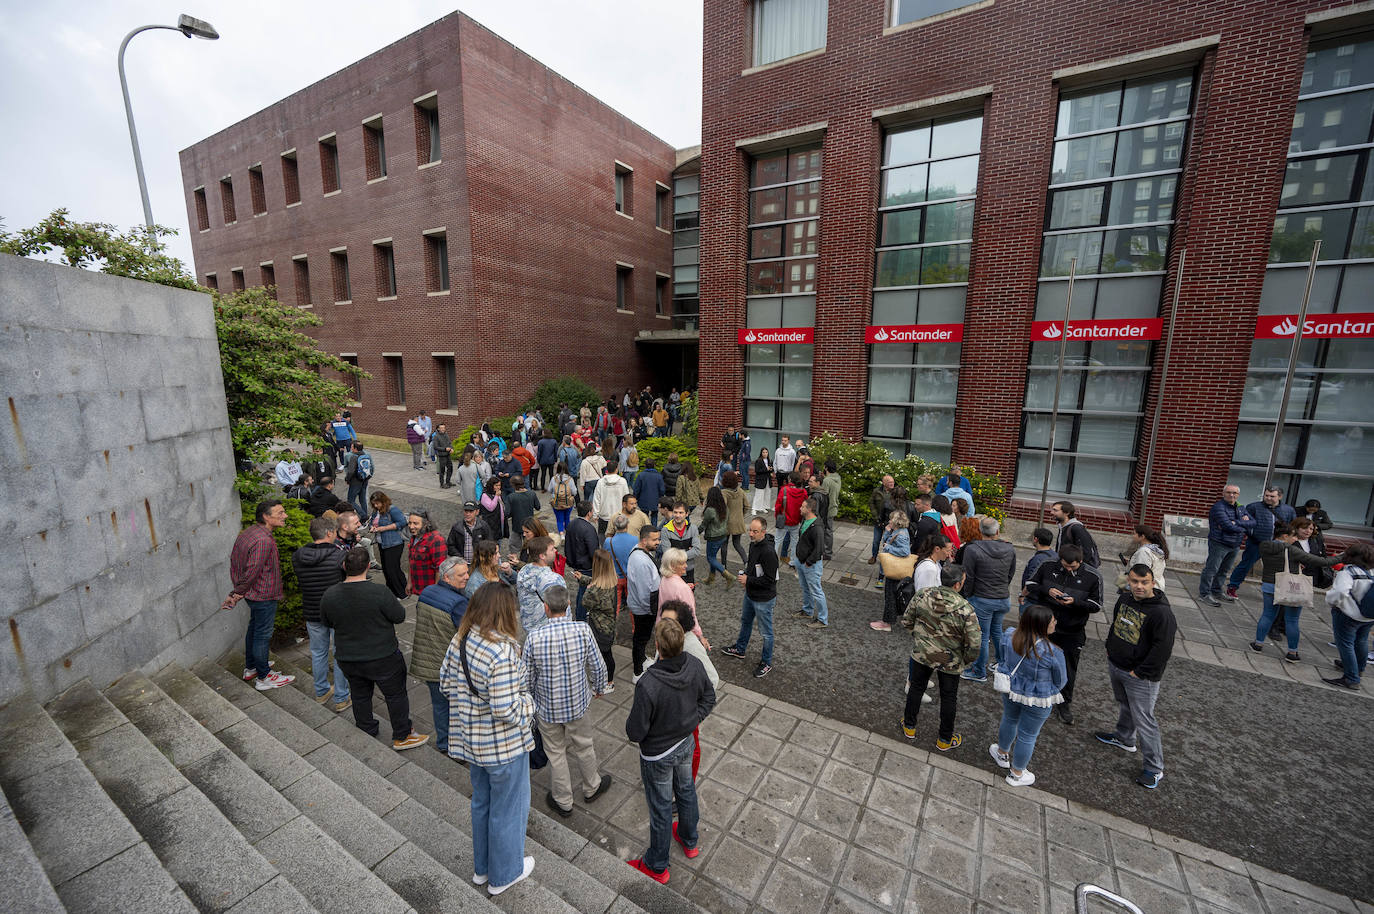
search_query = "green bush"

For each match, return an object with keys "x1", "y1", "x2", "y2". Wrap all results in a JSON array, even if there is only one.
[
  {"x1": 523, "y1": 376, "x2": 603, "y2": 422},
  {"x1": 238, "y1": 497, "x2": 315, "y2": 633},
  {"x1": 805, "y1": 432, "x2": 1007, "y2": 524},
  {"x1": 633, "y1": 435, "x2": 704, "y2": 475},
  {"x1": 453, "y1": 416, "x2": 518, "y2": 453}
]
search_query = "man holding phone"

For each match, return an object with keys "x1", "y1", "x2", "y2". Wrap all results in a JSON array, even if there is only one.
[{"x1": 1023, "y1": 544, "x2": 1102, "y2": 726}]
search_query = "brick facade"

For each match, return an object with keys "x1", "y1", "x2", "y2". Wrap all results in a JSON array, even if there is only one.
[
  {"x1": 700, "y1": 0, "x2": 1363, "y2": 532},
  {"x1": 181, "y1": 12, "x2": 676, "y2": 436}
]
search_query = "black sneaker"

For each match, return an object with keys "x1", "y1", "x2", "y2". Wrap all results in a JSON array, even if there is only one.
[
  {"x1": 1283, "y1": 651, "x2": 1300, "y2": 664},
  {"x1": 1095, "y1": 732, "x2": 1137, "y2": 753},
  {"x1": 753, "y1": 663, "x2": 772, "y2": 678},
  {"x1": 1201, "y1": 594, "x2": 1221, "y2": 607},
  {"x1": 1249, "y1": 641, "x2": 1264, "y2": 653},
  {"x1": 545, "y1": 792, "x2": 573, "y2": 818},
  {"x1": 1056, "y1": 704, "x2": 1074, "y2": 725},
  {"x1": 720, "y1": 645, "x2": 747, "y2": 660},
  {"x1": 1136, "y1": 770, "x2": 1163, "y2": 790},
  {"x1": 1321, "y1": 676, "x2": 1359, "y2": 690}
]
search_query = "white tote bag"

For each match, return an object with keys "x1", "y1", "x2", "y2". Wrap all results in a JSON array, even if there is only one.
[{"x1": 1273, "y1": 548, "x2": 1314, "y2": 609}]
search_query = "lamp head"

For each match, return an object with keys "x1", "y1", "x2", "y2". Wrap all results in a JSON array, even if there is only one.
[{"x1": 177, "y1": 14, "x2": 219, "y2": 39}]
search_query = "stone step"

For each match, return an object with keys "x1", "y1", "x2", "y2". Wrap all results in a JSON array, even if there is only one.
[
  {"x1": 104, "y1": 670, "x2": 419, "y2": 914},
  {"x1": 0, "y1": 787, "x2": 66, "y2": 913},
  {"x1": 45, "y1": 680, "x2": 317, "y2": 914},
  {"x1": 0, "y1": 694, "x2": 197, "y2": 914},
  {"x1": 135, "y1": 663, "x2": 486, "y2": 914}
]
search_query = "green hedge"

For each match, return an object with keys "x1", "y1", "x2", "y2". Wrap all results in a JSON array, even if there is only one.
[
  {"x1": 805, "y1": 432, "x2": 1006, "y2": 524},
  {"x1": 633, "y1": 434, "x2": 705, "y2": 475},
  {"x1": 522, "y1": 376, "x2": 603, "y2": 421},
  {"x1": 238, "y1": 498, "x2": 315, "y2": 633}
]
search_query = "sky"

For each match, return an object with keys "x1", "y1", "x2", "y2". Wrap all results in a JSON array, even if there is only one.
[{"x1": 0, "y1": 1, "x2": 703, "y2": 269}]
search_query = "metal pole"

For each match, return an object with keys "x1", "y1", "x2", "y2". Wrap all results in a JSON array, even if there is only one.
[
  {"x1": 1263, "y1": 240, "x2": 1321, "y2": 488},
  {"x1": 118, "y1": 25, "x2": 177, "y2": 230},
  {"x1": 1138, "y1": 247, "x2": 1186, "y2": 525},
  {"x1": 1038, "y1": 257, "x2": 1076, "y2": 522}
]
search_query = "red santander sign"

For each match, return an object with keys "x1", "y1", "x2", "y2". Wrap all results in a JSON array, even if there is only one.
[
  {"x1": 1030, "y1": 318, "x2": 1162, "y2": 341},
  {"x1": 1254, "y1": 313, "x2": 1374, "y2": 340},
  {"x1": 865, "y1": 324, "x2": 964, "y2": 344},
  {"x1": 737, "y1": 327, "x2": 814, "y2": 345}
]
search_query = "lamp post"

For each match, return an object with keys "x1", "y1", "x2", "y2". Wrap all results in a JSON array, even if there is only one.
[{"x1": 118, "y1": 14, "x2": 219, "y2": 230}]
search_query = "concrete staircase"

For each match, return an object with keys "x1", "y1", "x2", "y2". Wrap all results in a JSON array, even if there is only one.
[{"x1": 0, "y1": 657, "x2": 706, "y2": 914}]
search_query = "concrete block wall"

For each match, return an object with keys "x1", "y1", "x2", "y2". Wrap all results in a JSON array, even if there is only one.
[{"x1": 0, "y1": 254, "x2": 242, "y2": 705}]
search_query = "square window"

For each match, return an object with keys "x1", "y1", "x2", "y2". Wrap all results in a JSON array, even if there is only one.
[
  {"x1": 204, "y1": 272, "x2": 218, "y2": 291},
  {"x1": 753, "y1": 0, "x2": 827, "y2": 67},
  {"x1": 230, "y1": 268, "x2": 245, "y2": 292}
]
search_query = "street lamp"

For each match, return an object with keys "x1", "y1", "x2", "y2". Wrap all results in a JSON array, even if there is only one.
[{"x1": 118, "y1": 14, "x2": 220, "y2": 230}]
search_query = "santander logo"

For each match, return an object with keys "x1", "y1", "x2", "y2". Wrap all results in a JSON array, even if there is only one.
[
  {"x1": 864, "y1": 324, "x2": 964, "y2": 344},
  {"x1": 744, "y1": 330, "x2": 757, "y2": 343},
  {"x1": 1029, "y1": 319, "x2": 1162, "y2": 341},
  {"x1": 1255, "y1": 313, "x2": 1374, "y2": 340},
  {"x1": 737, "y1": 327, "x2": 815, "y2": 344},
  {"x1": 873, "y1": 328, "x2": 890, "y2": 342},
  {"x1": 1042, "y1": 324, "x2": 1062, "y2": 340}
]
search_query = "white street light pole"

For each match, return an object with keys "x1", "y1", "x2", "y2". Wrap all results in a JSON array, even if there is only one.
[{"x1": 118, "y1": 14, "x2": 219, "y2": 230}]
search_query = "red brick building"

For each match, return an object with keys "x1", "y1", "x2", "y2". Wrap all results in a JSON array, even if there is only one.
[
  {"x1": 698, "y1": 0, "x2": 1374, "y2": 534},
  {"x1": 180, "y1": 12, "x2": 680, "y2": 435}
]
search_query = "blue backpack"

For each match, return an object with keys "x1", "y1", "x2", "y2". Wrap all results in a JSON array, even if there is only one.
[
  {"x1": 356, "y1": 453, "x2": 374, "y2": 481},
  {"x1": 1352, "y1": 568, "x2": 1374, "y2": 621}
]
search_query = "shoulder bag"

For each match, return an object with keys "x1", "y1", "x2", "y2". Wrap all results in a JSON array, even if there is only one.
[
  {"x1": 878, "y1": 550, "x2": 918, "y2": 580},
  {"x1": 993, "y1": 651, "x2": 1026, "y2": 694},
  {"x1": 1274, "y1": 547, "x2": 1314, "y2": 608}
]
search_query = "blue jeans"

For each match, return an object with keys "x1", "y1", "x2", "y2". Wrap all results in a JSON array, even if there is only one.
[
  {"x1": 1198, "y1": 540, "x2": 1240, "y2": 597},
  {"x1": 733, "y1": 595, "x2": 775, "y2": 666},
  {"x1": 777, "y1": 524, "x2": 799, "y2": 559},
  {"x1": 639, "y1": 737, "x2": 697, "y2": 873},
  {"x1": 553, "y1": 507, "x2": 571, "y2": 534},
  {"x1": 1228, "y1": 540, "x2": 1261, "y2": 590},
  {"x1": 1331, "y1": 608, "x2": 1373, "y2": 684},
  {"x1": 706, "y1": 537, "x2": 729, "y2": 575},
  {"x1": 426, "y1": 681, "x2": 449, "y2": 753},
  {"x1": 996, "y1": 696, "x2": 1054, "y2": 772},
  {"x1": 575, "y1": 577, "x2": 589, "y2": 623},
  {"x1": 305, "y1": 621, "x2": 349, "y2": 701},
  {"x1": 795, "y1": 558, "x2": 828, "y2": 625},
  {"x1": 739, "y1": 463, "x2": 751, "y2": 490},
  {"x1": 870, "y1": 525, "x2": 884, "y2": 559},
  {"x1": 347, "y1": 480, "x2": 369, "y2": 516},
  {"x1": 968, "y1": 596, "x2": 1011, "y2": 678},
  {"x1": 243, "y1": 600, "x2": 277, "y2": 680},
  {"x1": 470, "y1": 752, "x2": 530, "y2": 887},
  {"x1": 1256, "y1": 583, "x2": 1301, "y2": 652}
]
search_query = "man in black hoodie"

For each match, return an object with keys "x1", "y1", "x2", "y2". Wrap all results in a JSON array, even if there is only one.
[
  {"x1": 291, "y1": 517, "x2": 351, "y2": 712},
  {"x1": 1025, "y1": 544, "x2": 1102, "y2": 725},
  {"x1": 564, "y1": 500, "x2": 602, "y2": 621},
  {"x1": 1096, "y1": 565, "x2": 1176, "y2": 790},
  {"x1": 721, "y1": 517, "x2": 780, "y2": 677},
  {"x1": 624, "y1": 619, "x2": 716, "y2": 885}
]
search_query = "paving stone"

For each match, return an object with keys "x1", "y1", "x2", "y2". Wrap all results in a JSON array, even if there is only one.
[
  {"x1": 825, "y1": 887, "x2": 888, "y2": 913},
  {"x1": 123, "y1": 696, "x2": 226, "y2": 768},
  {"x1": 7, "y1": 758, "x2": 142, "y2": 885},
  {"x1": 912, "y1": 833, "x2": 979, "y2": 896},
  {"x1": 757, "y1": 861, "x2": 830, "y2": 914},
  {"x1": 928, "y1": 767, "x2": 984, "y2": 814},
  {"x1": 853, "y1": 808, "x2": 913, "y2": 866},
  {"x1": 754, "y1": 770, "x2": 812, "y2": 816},
  {"x1": 776, "y1": 743, "x2": 826, "y2": 782},
  {"x1": 865, "y1": 777, "x2": 925, "y2": 822},
  {"x1": 708, "y1": 751, "x2": 767, "y2": 794},
  {"x1": 749, "y1": 709, "x2": 799, "y2": 741},
  {"x1": 304, "y1": 741, "x2": 410, "y2": 817},
  {"x1": 1257, "y1": 882, "x2": 1343, "y2": 914},
  {"x1": 980, "y1": 858, "x2": 1046, "y2": 914},
  {"x1": 150, "y1": 666, "x2": 246, "y2": 735},
  {"x1": 222, "y1": 875, "x2": 316, "y2": 914},
  {"x1": 0, "y1": 697, "x2": 78, "y2": 785},
  {"x1": 800, "y1": 787, "x2": 862, "y2": 840},
  {"x1": 69, "y1": 722, "x2": 187, "y2": 810},
  {"x1": 730, "y1": 799, "x2": 795, "y2": 854},
  {"x1": 685, "y1": 876, "x2": 751, "y2": 913},
  {"x1": 1046, "y1": 841, "x2": 1115, "y2": 891},
  {"x1": 281, "y1": 770, "x2": 407, "y2": 868},
  {"x1": 1114, "y1": 870, "x2": 1194, "y2": 914},
  {"x1": 919, "y1": 797, "x2": 981, "y2": 850},
  {"x1": 1045, "y1": 807, "x2": 1108, "y2": 861},
  {"x1": 732, "y1": 728, "x2": 783, "y2": 764},
  {"x1": 837, "y1": 847, "x2": 907, "y2": 911},
  {"x1": 697, "y1": 712, "x2": 745, "y2": 748},
  {"x1": 875, "y1": 748, "x2": 929, "y2": 789},
  {"x1": 54, "y1": 841, "x2": 197, "y2": 913},
  {"x1": 570, "y1": 842, "x2": 703, "y2": 914},
  {"x1": 700, "y1": 835, "x2": 772, "y2": 901},
  {"x1": 818, "y1": 756, "x2": 874, "y2": 804},
  {"x1": 240, "y1": 694, "x2": 330, "y2": 756},
  {"x1": 695, "y1": 777, "x2": 748, "y2": 829},
  {"x1": 1179, "y1": 857, "x2": 1262, "y2": 913},
  {"x1": 906, "y1": 875, "x2": 974, "y2": 913},
  {"x1": 1107, "y1": 830, "x2": 1184, "y2": 890},
  {"x1": 983, "y1": 818, "x2": 1046, "y2": 877},
  {"x1": 254, "y1": 816, "x2": 410, "y2": 914},
  {"x1": 0, "y1": 794, "x2": 64, "y2": 913},
  {"x1": 790, "y1": 723, "x2": 839, "y2": 755},
  {"x1": 782, "y1": 823, "x2": 848, "y2": 882},
  {"x1": 179, "y1": 747, "x2": 300, "y2": 843},
  {"x1": 984, "y1": 787, "x2": 1044, "y2": 837},
  {"x1": 217, "y1": 718, "x2": 315, "y2": 791},
  {"x1": 46, "y1": 680, "x2": 126, "y2": 740},
  {"x1": 711, "y1": 694, "x2": 762, "y2": 725},
  {"x1": 832, "y1": 734, "x2": 881, "y2": 773}
]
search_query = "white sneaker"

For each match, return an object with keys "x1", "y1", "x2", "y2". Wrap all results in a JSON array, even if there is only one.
[
  {"x1": 988, "y1": 743, "x2": 1010, "y2": 769},
  {"x1": 631, "y1": 673, "x2": 643, "y2": 685},
  {"x1": 242, "y1": 660, "x2": 275, "y2": 681},
  {"x1": 1006, "y1": 769, "x2": 1036, "y2": 787},
  {"x1": 488, "y1": 856, "x2": 535, "y2": 896},
  {"x1": 255, "y1": 671, "x2": 296, "y2": 691},
  {"x1": 921, "y1": 692, "x2": 932, "y2": 704}
]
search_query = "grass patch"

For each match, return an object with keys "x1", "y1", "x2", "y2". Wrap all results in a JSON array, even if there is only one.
[{"x1": 357, "y1": 433, "x2": 409, "y2": 453}]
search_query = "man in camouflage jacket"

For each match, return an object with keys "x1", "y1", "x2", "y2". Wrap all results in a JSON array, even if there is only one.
[{"x1": 899, "y1": 563, "x2": 982, "y2": 750}]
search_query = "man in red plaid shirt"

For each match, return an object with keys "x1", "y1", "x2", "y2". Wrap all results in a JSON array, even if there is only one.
[
  {"x1": 227, "y1": 500, "x2": 296, "y2": 690},
  {"x1": 407, "y1": 508, "x2": 448, "y2": 595}
]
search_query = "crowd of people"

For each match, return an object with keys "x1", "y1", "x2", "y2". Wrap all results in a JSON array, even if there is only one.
[{"x1": 236, "y1": 406, "x2": 1374, "y2": 886}]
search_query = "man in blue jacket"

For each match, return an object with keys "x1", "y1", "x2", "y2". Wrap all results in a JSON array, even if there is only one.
[
  {"x1": 1226, "y1": 485, "x2": 1294, "y2": 599},
  {"x1": 1199, "y1": 484, "x2": 1253, "y2": 606},
  {"x1": 632, "y1": 460, "x2": 667, "y2": 526}
]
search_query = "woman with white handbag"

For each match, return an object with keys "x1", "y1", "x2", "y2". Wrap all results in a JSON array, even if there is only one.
[
  {"x1": 1251, "y1": 519, "x2": 1344, "y2": 663},
  {"x1": 872, "y1": 511, "x2": 915, "y2": 632},
  {"x1": 989, "y1": 604, "x2": 1067, "y2": 787}
]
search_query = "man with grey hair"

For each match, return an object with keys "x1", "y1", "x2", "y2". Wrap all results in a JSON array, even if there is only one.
[
  {"x1": 1225, "y1": 485, "x2": 1292, "y2": 600},
  {"x1": 413, "y1": 557, "x2": 470, "y2": 754},
  {"x1": 958, "y1": 516, "x2": 1017, "y2": 685},
  {"x1": 1200, "y1": 484, "x2": 1252, "y2": 606},
  {"x1": 524, "y1": 583, "x2": 612, "y2": 818}
]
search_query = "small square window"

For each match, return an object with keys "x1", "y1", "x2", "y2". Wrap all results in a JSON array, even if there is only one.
[
  {"x1": 374, "y1": 242, "x2": 397, "y2": 298},
  {"x1": 248, "y1": 165, "x2": 267, "y2": 215},
  {"x1": 220, "y1": 177, "x2": 237, "y2": 224},
  {"x1": 204, "y1": 272, "x2": 218, "y2": 291},
  {"x1": 320, "y1": 135, "x2": 340, "y2": 194},
  {"x1": 230, "y1": 268, "x2": 245, "y2": 293},
  {"x1": 281, "y1": 150, "x2": 301, "y2": 205},
  {"x1": 260, "y1": 263, "x2": 276, "y2": 299},
  {"x1": 193, "y1": 187, "x2": 209, "y2": 231}
]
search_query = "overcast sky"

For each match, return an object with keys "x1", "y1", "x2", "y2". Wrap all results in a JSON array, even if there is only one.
[{"x1": 0, "y1": 1, "x2": 703, "y2": 269}]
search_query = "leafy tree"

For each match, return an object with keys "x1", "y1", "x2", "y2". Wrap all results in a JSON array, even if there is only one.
[
  {"x1": 1, "y1": 209, "x2": 365, "y2": 496},
  {"x1": 523, "y1": 376, "x2": 604, "y2": 421}
]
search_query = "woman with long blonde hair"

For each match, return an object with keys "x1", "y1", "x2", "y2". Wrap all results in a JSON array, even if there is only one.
[
  {"x1": 583, "y1": 549, "x2": 621, "y2": 690},
  {"x1": 440, "y1": 583, "x2": 535, "y2": 894}
]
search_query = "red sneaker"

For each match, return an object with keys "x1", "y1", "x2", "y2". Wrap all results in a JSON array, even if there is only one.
[
  {"x1": 627, "y1": 859, "x2": 669, "y2": 884},
  {"x1": 672, "y1": 822, "x2": 699, "y2": 859}
]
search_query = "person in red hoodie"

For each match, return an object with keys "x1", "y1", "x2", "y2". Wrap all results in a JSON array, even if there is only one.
[
  {"x1": 773, "y1": 472, "x2": 807, "y2": 563},
  {"x1": 511, "y1": 443, "x2": 537, "y2": 480}
]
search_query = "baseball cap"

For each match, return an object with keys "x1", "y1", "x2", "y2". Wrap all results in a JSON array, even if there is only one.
[{"x1": 463, "y1": 501, "x2": 478, "y2": 510}]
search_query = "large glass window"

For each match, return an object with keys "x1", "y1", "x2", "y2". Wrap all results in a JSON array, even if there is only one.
[
  {"x1": 673, "y1": 172, "x2": 700, "y2": 330},
  {"x1": 1017, "y1": 71, "x2": 1195, "y2": 500},
  {"x1": 745, "y1": 147, "x2": 819, "y2": 452},
  {"x1": 1232, "y1": 36, "x2": 1374, "y2": 528},
  {"x1": 867, "y1": 113, "x2": 982, "y2": 461},
  {"x1": 753, "y1": 0, "x2": 827, "y2": 67}
]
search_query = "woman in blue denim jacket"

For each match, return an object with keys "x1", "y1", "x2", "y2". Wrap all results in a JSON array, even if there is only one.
[
  {"x1": 989, "y1": 604, "x2": 1067, "y2": 788},
  {"x1": 367, "y1": 491, "x2": 410, "y2": 598}
]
